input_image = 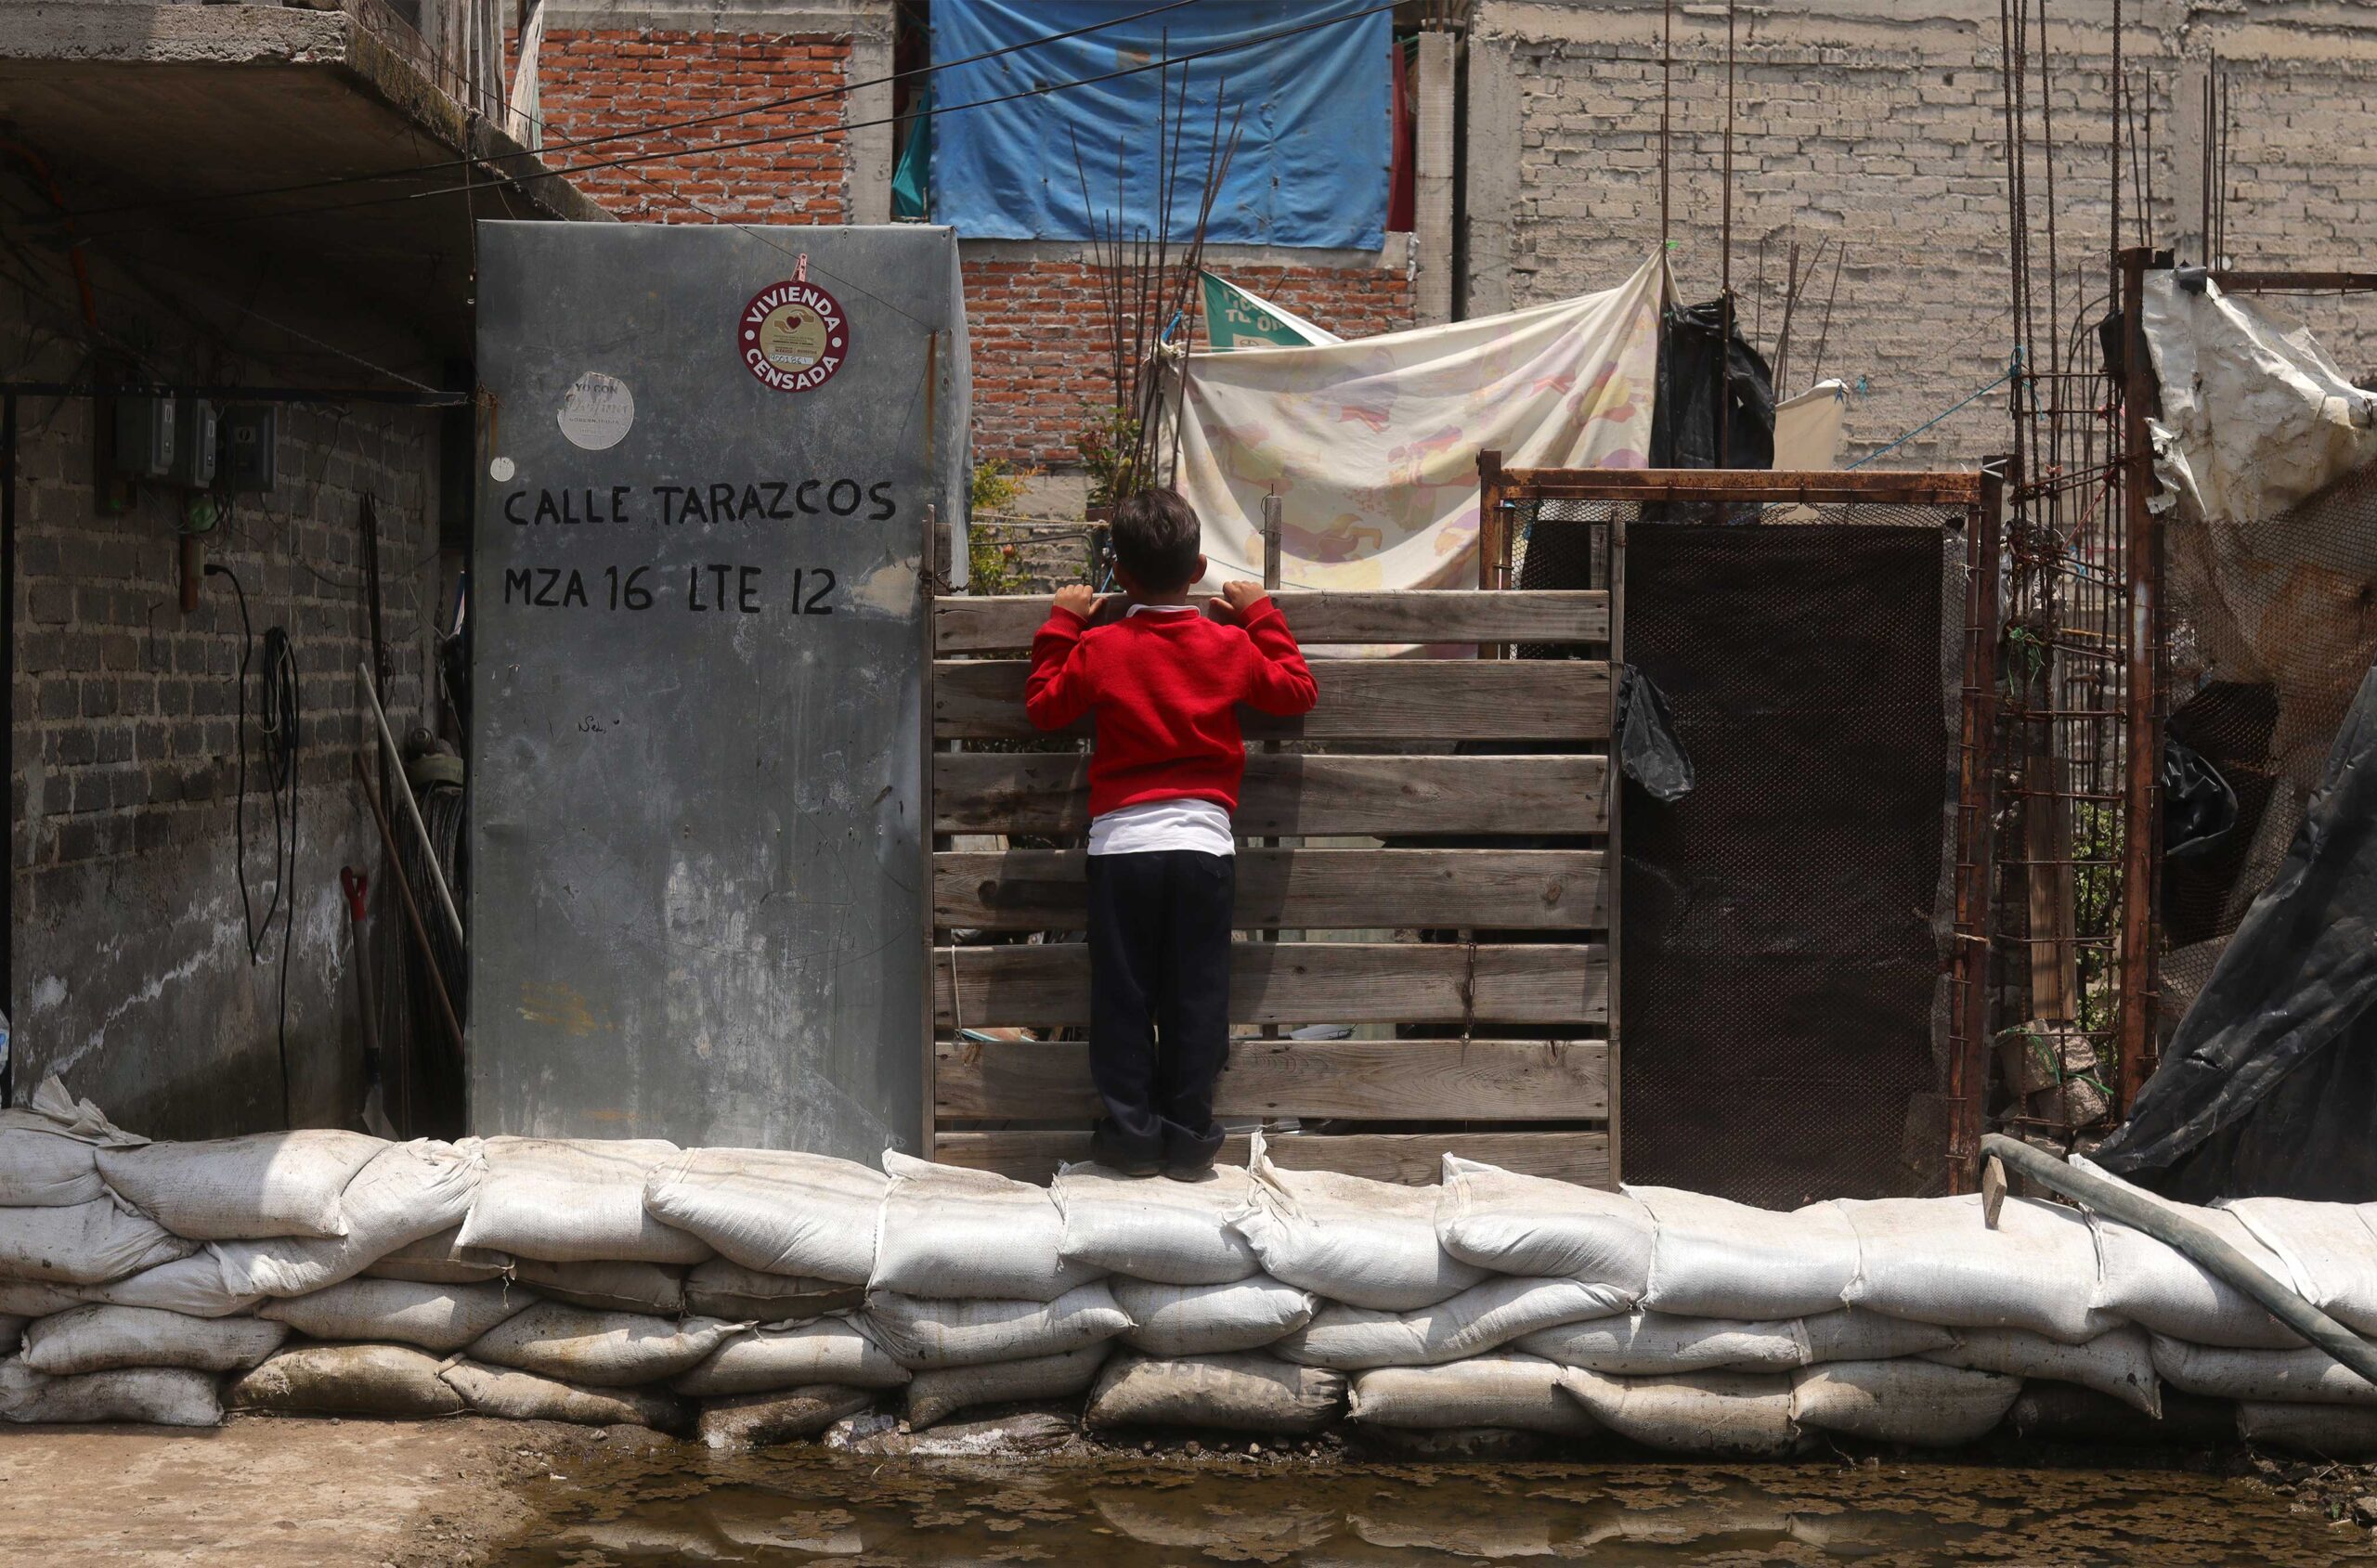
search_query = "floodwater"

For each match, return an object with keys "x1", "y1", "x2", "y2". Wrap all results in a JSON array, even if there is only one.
[{"x1": 487, "y1": 1444, "x2": 2375, "y2": 1566}]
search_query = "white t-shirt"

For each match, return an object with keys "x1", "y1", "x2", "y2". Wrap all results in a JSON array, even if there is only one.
[{"x1": 1084, "y1": 602, "x2": 1237, "y2": 858}]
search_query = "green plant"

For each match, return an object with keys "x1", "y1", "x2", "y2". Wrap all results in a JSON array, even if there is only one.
[
  {"x1": 966, "y1": 458, "x2": 1038, "y2": 596},
  {"x1": 1074, "y1": 406, "x2": 1142, "y2": 511}
]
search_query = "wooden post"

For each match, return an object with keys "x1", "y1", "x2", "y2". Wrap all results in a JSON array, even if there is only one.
[
  {"x1": 1477, "y1": 448, "x2": 1507, "y2": 659},
  {"x1": 918, "y1": 500, "x2": 941, "y2": 1160},
  {"x1": 2115, "y1": 247, "x2": 2164, "y2": 1113},
  {"x1": 1259, "y1": 488, "x2": 1284, "y2": 1039},
  {"x1": 1604, "y1": 512, "x2": 1627, "y2": 1187},
  {"x1": 1948, "y1": 460, "x2": 2006, "y2": 1191}
]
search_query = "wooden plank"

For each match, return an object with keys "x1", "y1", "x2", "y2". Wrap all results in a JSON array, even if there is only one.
[
  {"x1": 933, "y1": 1130, "x2": 1613, "y2": 1187},
  {"x1": 934, "y1": 659, "x2": 1610, "y2": 741},
  {"x1": 937, "y1": 848, "x2": 1604, "y2": 931},
  {"x1": 933, "y1": 752, "x2": 1609, "y2": 838},
  {"x1": 933, "y1": 590, "x2": 1610, "y2": 653},
  {"x1": 933, "y1": 941, "x2": 1607, "y2": 1029},
  {"x1": 1501, "y1": 467, "x2": 1980, "y2": 506},
  {"x1": 936, "y1": 1038, "x2": 1609, "y2": 1121}
]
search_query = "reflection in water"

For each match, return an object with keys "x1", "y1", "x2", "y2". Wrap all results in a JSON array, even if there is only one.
[{"x1": 492, "y1": 1447, "x2": 2366, "y2": 1566}]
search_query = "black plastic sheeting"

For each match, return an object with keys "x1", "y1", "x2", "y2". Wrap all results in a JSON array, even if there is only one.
[
  {"x1": 1648, "y1": 299, "x2": 1776, "y2": 473},
  {"x1": 2096, "y1": 657, "x2": 2377, "y2": 1200}
]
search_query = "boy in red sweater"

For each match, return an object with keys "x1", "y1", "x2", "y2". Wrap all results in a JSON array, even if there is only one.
[{"x1": 1025, "y1": 488, "x2": 1318, "y2": 1179}]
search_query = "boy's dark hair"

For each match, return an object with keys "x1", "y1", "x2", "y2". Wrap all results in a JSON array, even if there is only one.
[{"x1": 1110, "y1": 487, "x2": 1201, "y2": 591}]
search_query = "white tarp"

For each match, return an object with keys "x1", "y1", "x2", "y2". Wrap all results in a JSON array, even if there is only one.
[
  {"x1": 1774, "y1": 381, "x2": 1850, "y2": 471},
  {"x1": 1168, "y1": 255, "x2": 1664, "y2": 592}
]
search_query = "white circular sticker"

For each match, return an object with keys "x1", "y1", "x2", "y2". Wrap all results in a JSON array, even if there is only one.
[
  {"x1": 488, "y1": 456, "x2": 515, "y2": 482},
  {"x1": 556, "y1": 371, "x2": 635, "y2": 450}
]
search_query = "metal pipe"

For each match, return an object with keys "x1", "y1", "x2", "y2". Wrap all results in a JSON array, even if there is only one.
[
  {"x1": 357, "y1": 663, "x2": 467, "y2": 948},
  {"x1": 0, "y1": 382, "x2": 470, "y2": 408},
  {"x1": 2114, "y1": 247, "x2": 2163, "y2": 1111},
  {"x1": 350, "y1": 754, "x2": 466, "y2": 1069},
  {"x1": 1981, "y1": 1133, "x2": 2377, "y2": 1387}
]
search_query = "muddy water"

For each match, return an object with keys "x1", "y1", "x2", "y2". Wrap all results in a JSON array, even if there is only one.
[{"x1": 488, "y1": 1445, "x2": 2373, "y2": 1565}]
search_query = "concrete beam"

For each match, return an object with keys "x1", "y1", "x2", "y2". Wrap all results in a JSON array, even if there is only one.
[
  {"x1": 1414, "y1": 30, "x2": 1457, "y2": 325},
  {"x1": 844, "y1": 0, "x2": 894, "y2": 226},
  {"x1": 1462, "y1": 30, "x2": 1518, "y2": 316}
]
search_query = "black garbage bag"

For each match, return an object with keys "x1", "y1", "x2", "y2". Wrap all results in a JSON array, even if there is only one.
[
  {"x1": 2095, "y1": 656, "x2": 2377, "y2": 1199},
  {"x1": 1616, "y1": 665, "x2": 1695, "y2": 803},
  {"x1": 2163, "y1": 737, "x2": 2239, "y2": 859}
]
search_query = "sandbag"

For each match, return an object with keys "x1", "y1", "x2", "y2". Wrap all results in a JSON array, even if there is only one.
[
  {"x1": 0, "y1": 1279, "x2": 85, "y2": 1317},
  {"x1": 0, "y1": 1128, "x2": 105, "y2": 1207},
  {"x1": 227, "y1": 1342, "x2": 466, "y2": 1418},
  {"x1": 1838, "y1": 1194, "x2": 2113, "y2": 1343},
  {"x1": 77, "y1": 1252, "x2": 261, "y2": 1318},
  {"x1": 1797, "y1": 1308, "x2": 1960, "y2": 1366},
  {"x1": 0, "y1": 1315, "x2": 20, "y2": 1354},
  {"x1": 0, "y1": 1358, "x2": 220, "y2": 1427},
  {"x1": 1232, "y1": 1143, "x2": 1485, "y2": 1313},
  {"x1": 2089, "y1": 1211, "x2": 2302, "y2": 1349},
  {"x1": 903, "y1": 1341, "x2": 1109, "y2": 1430},
  {"x1": 97, "y1": 1130, "x2": 386, "y2": 1240},
  {"x1": 864, "y1": 1281, "x2": 1131, "y2": 1369},
  {"x1": 684, "y1": 1258, "x2": 863, "y2": 1323},
  {"x1": 1557, "y1": 1367, "x2": 1805, "y2": 1457},
  {"x1": 1052, "y1": 1162, "x2": 1260, "y2": 1285},
  {"x1": 1435, "y1": 1157, "x2": 1655, "y2": 1294},
  {"x1": 1276, "y1": 1276, "x2": 1630, "y2": 1371},
  {"x1": 468, "y1": 1302, "x2": 741, "y2": 1388},
  {"x1": 697, "y1": 1384, "x2": 877, "y2": 1448},
  {"x1": 643, "y1": 1147, "x2": 885, "y2": 1283},
  {"x1": 0, "y1": 1198, "x2": 192, "y2": 1285},
  {"x1": 511, "y1": 1258, "x2": 684, "y2": 1315},
  {"x1": 1519, "y1": 1312, "x2": 1806, "y2": 1375},
  {"x1": 1349, "y1": 1354, "x2": 1597, "y2": 1435},
  {"x1": 440, "y1": 1358, "x2": 690, "y2": 1432},
  {"x1": 1926, "y1": 1325, "x2": 2160, "y2": 1416},
  {"x1": 1114, "y1": 1276, "x2": 1317, "y2": 1357},
  {"x1": 1085, "y1": 1352, "x2": 1345, "y2": 1434},
  {"x1": 459, "y1": 1137, "x2": 710, "y2": 1265},
  {"x1": 1789, "y1": 1359, "x2": 2020, "y2": 1447},
  {"x1": 868, "y1": 1152, "x2": 1102, "y2": 1302},
  {"x1": 216, "y1": 1140, "x2": 485, "y2": 1298},
  {"x1": 2150, "y1": 1334, "x2": 2377, "y2": 1406},
  {"x1": 1630, "y1": 1186, "x2": 1858, "y2": 1321},
  {"x1": 362, "y1": 1225, "x2": 513, "y2": 1286},
  {"x1": 2226, "y1": 1198, "x2": 2377, "y2": 1335},
  {"x1": 260, "y1": 1277, "x2": 532, "y2": 1354},
  {"x1": 2236, "y1": 1400, "x2": 2377, "y2": 1458},
  {"x1": 22, "y1": 1302, "x2": 286, "y2": 1375},
  {"x1": 672, "y1": 1319, "x2": 911, "y2": 1396}
]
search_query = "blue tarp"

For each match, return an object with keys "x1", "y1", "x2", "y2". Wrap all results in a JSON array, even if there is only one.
[{"x1": 929, "y1": 0, "x2": 1390, "y2": 250}]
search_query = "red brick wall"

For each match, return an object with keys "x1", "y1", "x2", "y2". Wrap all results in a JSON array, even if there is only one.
[
  {"x1": 965, "y1": 256, "x2": 1418, "y2": 468},
  {"x1": 528, "y1": 30, "x2": 853, "y2": 222}
]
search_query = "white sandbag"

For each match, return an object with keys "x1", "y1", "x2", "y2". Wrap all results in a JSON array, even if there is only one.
[
  {"x1": 1926, "y1": 1325, "x2": 2160, "y2": 1416},
  {"x1": 458, "y1": 1137, "x2": 709, "y2": 1265},
  {"x1": 1837, "y1": 1194, "x2": 2114, "y2": 1343},
  {"x1": 362, "y1": 1225, "x2": 513, "y2": 1286},
  {"x1": 1349, "y1": 1354, "x2": 1597, "y2": 1435},
  {"x1": 260, "y1": 1277, "x2": 531, "y2": 1354},
  {"x1": 696, "y1": 1385, "x2": 877, "y2": 1448},
  {"x1": 1789, "y1": 1359, "x2": 2020, "y2": 1447},
  {"x1": 22, "y1": 1302, "x2": 285, "y2": 1374},
  {"x1": 903, "y1": 1341, "x2": 1109, "y2": 1429},
  {"x1": 684, "y1": 1258, "x2": 863, "y2": 1323},
  {"x1": 1232, "y1": 1143, "x2": 1485, "y2": 1313},
  {"x1": 0, "y1": 1358, "x2": 219, "y2": 1427},
  {"x1": 96, "y1": 1130, "x2": 386, "y2": 1241},
  {"x1": 512, "y1": 1258, "x2": 684, "y2": 1315},
  {"x1": 2227, "y1": 1198, "x2": 2377, "y2": 1335},
  {"x1": 868, "y1": 1152, "x2": 1103, "y2": 1302},
  {"x1": 468, "y1": 1302, "x2": 742, "y2": 1388},
  {"x1": 0, "y1": 1279, "x2": 85, "y2": 1316},
  {"x1": 1519, "y1": 1312, "x2": 1807, "y2": 1375},
  {"x1": 0, "y1": 1198, "x2": 192, "y2": 1285},
  {"x1": 2236, "y1": 1400, "x2": 2377, "y2": 1458},
  {"x1": 0, "y1": 1129, "x2": 105, "y2": 1207},
  {"x1": 864, "y1": 1281, "x2": 1131, "y2": 1369},
  {"x1": 440, "y1": 1359, "x2": 690, "y2": 1432},
  {"x1": 1630, "y1": 1186, "x2": 1858, "y2": 1321},
  {"x1": 227, "y1": 1342, "x2": 466, "y2": 1418},
  {"x1": 1085, "y1": 1352, "x2": 1345, "y2": 1434},
  {"x1": 1276, "y1": 1276, "x2": 1630, "y2": 1371},
  {"x1": 2150, "y1": 1334, "x2": 2377, "y2": 1406},
  {"x1": 216, "y1": 1139, "x2": 486, "y2": 1298},
  {"x1": 1435, "y1": 1156, "x2": 1655, "y2": 1294},
  {"x1": 1114, "y1": 1276, "x2": 1318, "y2": 1357},
  {"x1": 1797, "y1": 1307, "x2": 1958, "y2": 1365},
  {"x1": 2089, "y1": 1211, "x2": 2302, "y2": 1349},
  {"x1": 643, "y1": 1147, "x2": 885, "y2": 1283},
  {"x1": 77, "y1": 1252, "x2": 262, "y2": 1318},
  {"x1": 673, "y1": 1318, "x2": 911, "y2": 1396},
  {"x1": 1557, "y1": 1367, "x2": 1804, "y2": 1457},
  {"x1": 1053, "y1": 1162, "x2": 1260, "y2": 1285}
]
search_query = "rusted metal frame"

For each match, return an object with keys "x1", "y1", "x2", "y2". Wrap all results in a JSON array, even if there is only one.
[
  {"x1": 1500, "y1": 467, "x2": 1981, "y2": 506},
  {"x1": 1476, "y1": 449, "x2": 1509, "y2": 660},
  {"x1": 2207, "y1": 270, "x2": 2377, "y2": 294},
  {"x1": 2115, "y1": 247, "x2": 2165, "y2": 1113},
  {"x1": 1948, "y1": 465, "x2": 2007, "y2": 1192}
]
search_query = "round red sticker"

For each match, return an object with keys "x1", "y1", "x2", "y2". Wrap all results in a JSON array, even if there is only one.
[{"x1": 739, "y1": 279, "x2": 850, "y2": 393}]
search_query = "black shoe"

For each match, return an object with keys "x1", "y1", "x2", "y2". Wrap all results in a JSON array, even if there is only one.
[
  {"x1": 1162, "y1": 1154, "x2": 1218, "y2": 1183},
  {"x1": 1090, "y1": 1123, "x2": 1160, "y2": 1178}
]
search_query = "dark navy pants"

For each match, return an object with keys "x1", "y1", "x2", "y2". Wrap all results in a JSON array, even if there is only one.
[{"x1": 1085, "y1": 849, "x2": 1234, "y2": 1166}]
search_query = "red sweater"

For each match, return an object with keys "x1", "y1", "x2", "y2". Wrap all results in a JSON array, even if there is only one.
[{"x1": 1025, "y1": 599, "x2": 1318, "y2": 818}]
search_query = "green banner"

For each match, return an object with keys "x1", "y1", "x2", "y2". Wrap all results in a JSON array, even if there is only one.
[{"x1": 1199, "y1": 272, "x2": 1340, "y2": 350}]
